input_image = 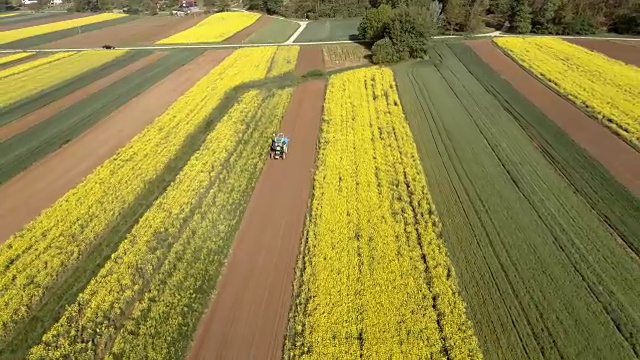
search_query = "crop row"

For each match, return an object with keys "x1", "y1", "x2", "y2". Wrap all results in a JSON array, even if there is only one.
[
  {"x1": 0, "y1": 13, "x2": 127, "y2": 45},
  {"x1": 0, "y1": 46, "x2": 287, "y2": 342},
  {"x1": 0, "y1": 52, "x2": 75, "y2": 79},
  {"x1": 394, "y1": 43, "x2": 640, "y2": 359},
  {"x1": 30, "y1": 87, "x2": 293, "y2": 359},
  {"x1": 0, "y1": 50, "x2": 144, "y2": 130},
  {"x1": 494, "y1": 37, "x2": 640, "y2": 150},
  {"x1": 286, "y1": 67, "x2": 481, "y2": 359},
  {"x1": 0, "y1": 51, "x2": 34, "y2": 65},
  {"x1": 0, "y1": 50, "x2": 128, "y2": 115},
  {"x1": 0, "y1": 50, "x2": 201, "y2": 190},
  {"x1": 156, "y1": 12, "x2": 260, "y2": 44}
]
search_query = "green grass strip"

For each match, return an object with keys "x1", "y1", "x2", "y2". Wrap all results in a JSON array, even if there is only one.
[
  {"x1": 243, "y1": 17, "x2": 299, "y2": 44},
  {"x1": 393, "y1": 43, "x2": 640, "y2": 359},
  {"x1": 293, "y1": 18, "x2": 361, "y2": 43},
  {"x1": 0, "y1": 50, "x2": 146, "y2": 127},
  {"x1": 0, "y1": 49, "x2": 206, "y2": 360},
  {"x1": 0, "y1": 15, "x2": 138, "y2": 49},
  {"x1": 0, "y1": 12, "x2": 66, "y2": 26},
  {"x1": 0, "y1": 49, "x2": 200, "y2": 186},
  {"x1": 450, "y1": 42, "x2": 640, "y2": 258}
]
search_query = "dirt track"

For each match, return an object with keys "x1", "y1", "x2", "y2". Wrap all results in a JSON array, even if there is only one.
[
  {"x1": 294, "y1": 45, "x2": 325, "y2": 75},
  {"x1": 0, "y1": 13, "x2": 90, "y2": 31},
  {"x1": 0, "y1": 52, "x2": 166, "y2": 140},
  {"x1": 0, "y1": 50, "x2": 231, "y2": 243},
  {"x1": 223, "y1": 15, "x2": 271, "y2": 44},
  {"x1": 468, "y1": 40, "x2": 640, "y2": 196},
  {"x1": 37, "y1": 15, "x2": 206, "y2": 48},
  {"x1": 187, "y1": 79, "x2": 326, "y2": 359},
  {"x1": 567, "y1": 38, "x2": 640, "y2": 66}
]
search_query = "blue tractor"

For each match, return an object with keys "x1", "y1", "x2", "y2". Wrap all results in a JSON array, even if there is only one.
[{"x1": 270, "y1": 132, "x2": 289, "y2": 159}]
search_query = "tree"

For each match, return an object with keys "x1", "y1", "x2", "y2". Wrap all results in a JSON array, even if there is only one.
[
  {"x1": 263, "y1": 0, "x2": 283, "y2": 14},
  {"x1": 509, "y1": 0, "x2": 532, "y2": 33},
  {"x1": 384, "y1": 5, "x2": 436, "y2": 59},
  {"x1": 358, "y1": 4, "x2": 393, "y2": 40},
  {"x1": 465, "y1": 0, "x2": 489, "y2": 32},
  {"x1": 533, "y1": 0, "x2": 561, "y2": 33},
  {"x1": 443, "y1": 0, "x2": 465, "y2": 33},
  {"x1": 371, "y1": 37, "x2": 398, "y2": 63},
  {"x1": 488, "y1": 0, "x2": 509, "y2": 16}
]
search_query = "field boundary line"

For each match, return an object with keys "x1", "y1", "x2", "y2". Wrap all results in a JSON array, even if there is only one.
[{"x1": 0, "y1": 31, "x2": 638, "y2": 53}]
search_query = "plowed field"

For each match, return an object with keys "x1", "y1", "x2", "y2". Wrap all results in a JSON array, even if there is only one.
[
  {"x1": 567, "y1": 38, "x2": 640, "y2": 66},
  {"x1": 38, "y1": 15, "x2": 207, "y2": 48}
]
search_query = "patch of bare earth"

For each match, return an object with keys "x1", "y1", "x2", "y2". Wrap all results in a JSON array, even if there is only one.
[
  {"x1": 294, "y1": 45, "x2": 325, "y2": 75},
  {"x1": 566, "y1": 38, "x2": 640, "y2": 67},
  {"x1": 223, "y1": 16, "x2": 271, "y2": 44},
  {"x1": 0, "y1": 49, "x2": 232, "y2": 243},
  {"x1": 0, "y1": 52, "x2": 166, "y2": 141},
  {"x1": 38, "y1": 15, "x2": 207, "y2": 48},
  {"x1": 467, "y1": 39, "x2": 640, "y2": 196},
  {"x1": 0, "y1": 13, "x2": 91, "y2": 31},
  {"x1": 187, "y1": 78, "x2": 327, "y2": 360}
]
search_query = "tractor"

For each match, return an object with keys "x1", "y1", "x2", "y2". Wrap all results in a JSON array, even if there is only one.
[{"x1": 270, "y1": 132, "x2": 289, "y2": 160}]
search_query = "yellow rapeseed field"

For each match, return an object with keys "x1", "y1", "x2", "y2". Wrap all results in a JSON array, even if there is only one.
[
  {"x1": 0, "y1": 13, "x2": 127, "y2": 44},
  {"x1": 0, "y1": 52, "x2": 35, "y2": 65},
  {"x1": 156, "y1": 11, "x2": 260, "y2": 44},
  {"x1": 494, "y1": 37, "x2": 640, "y2": 149},
  {"x1": 0, "y1": 13, "x2": 17, "y2": 17},
  {"x1": 0, "y1": 51, "x2": 75, "y2": 79},
  {"x1": 0, "y1": 50, "x2": 127, "y2": 108},
  {"x1": 286, "y1": 67, "x2": 482, "y2": 359},
  {"x1": 0, "y1": 47, "x2": 284, "y2": 341},
  {"x1": 108, "y1": 88, "x2": 292, "y2": 360},
  {"x1": 268, "y1": 46, "x2": 299, "y2": 77},
  {"x1": 31, "y1": 87, "x2": 293, "y2": 359}
]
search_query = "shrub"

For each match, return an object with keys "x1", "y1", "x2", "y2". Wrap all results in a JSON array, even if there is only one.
[{"x1": 371, "y1": 37, "x2": 397, "y2": 63}]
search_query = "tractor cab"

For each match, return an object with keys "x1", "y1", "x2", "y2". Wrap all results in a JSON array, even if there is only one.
[{"x1": 270, "y1": 133, "x2": 289, "y2": 159}]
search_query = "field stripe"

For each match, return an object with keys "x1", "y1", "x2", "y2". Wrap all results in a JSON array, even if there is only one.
[
  {"x1": 493, "y1": 37, "x2": 640, "y2": 151},
  {"x1": 0, "y1": 48, "x2": 282, "y2": 354},
  {"x1": 0, "y1": 51, "x2": 34, "y2": 65},
  {"x1": 0, "y1": 50, "x2": 143, "y2": 127},
  {"x1": 1, "y1": 15, "x2": 136, "y2": 49},
  {"x1": 0, "y1": 13, "x2": 127, "y2": 45},
  {"x1": 0, "y1": 49, "x2": 233, "y2": 358},
  {"x1": 0, "y1": 51, "x2": 75, "y2": 80},
  {"x1": 0, "y1": 51, "x2": 165, "y2": 140},
  {"x1": 457, "y1": 41, "x2": 640, "y2": 257},
  {"x1": 394, "y1": 44, "x2": 640, "y2": 359}
]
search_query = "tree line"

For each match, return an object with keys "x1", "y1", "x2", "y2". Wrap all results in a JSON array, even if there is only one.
[
  {"x1": 285, "y1": 0, "x2": 638, "y2": 35},
  {"x1": 354, "y1": 0, "x2": 638, "y2": 64}
]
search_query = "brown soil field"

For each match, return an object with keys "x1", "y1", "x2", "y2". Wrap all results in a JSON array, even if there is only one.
[
  {"x1": 38, "y1": 15, "x2": 207, "y2": 48},
  {"x1": 567, "y1": 38, "x2": 640, "y2": 66},
  {"x1": 294, "y1": 45, "x2": 325, "y2": 75},
  {"x1": 223, "y1": 15, "x2": 271, "y2": 44},
  {"x1": 0, "y1": 49, "x2": 232, "y2": 244},
  {"x1": 0, "y1": 52, "x2": 166, "y2": 141},
  {"x1": 187, "y1": 79, "x2": 327, "y2": 360},
  {"x1": 0, "y1": 13, "x2": 90, "y2": 31},
  {"x1": 467, "y1": 39, "x2": 640, "y2": 196}
]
